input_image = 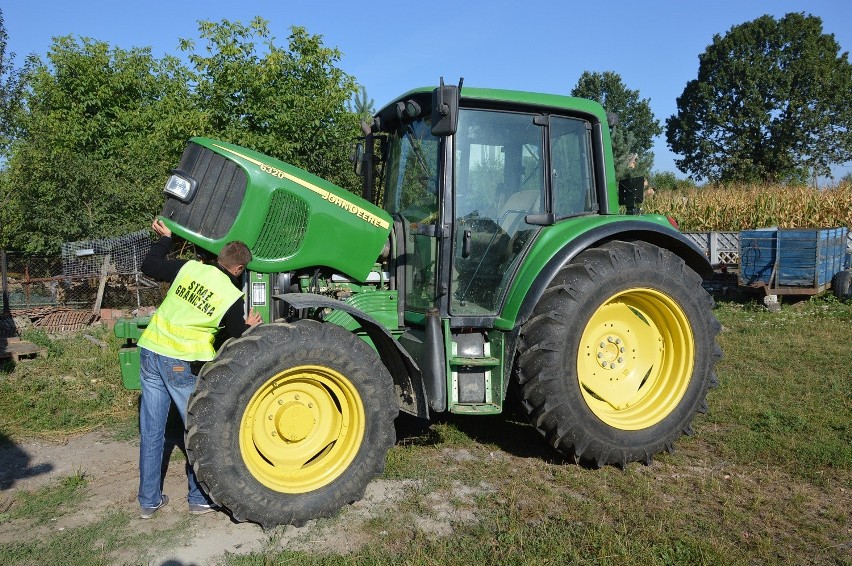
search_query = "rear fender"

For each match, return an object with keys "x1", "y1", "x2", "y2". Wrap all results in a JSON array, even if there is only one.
[{"x1": 515, "y1": 221, "x2": 712, "y2": 327}]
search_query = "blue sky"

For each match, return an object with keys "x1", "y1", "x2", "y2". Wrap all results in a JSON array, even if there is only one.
[{"x1": 4, "y1": 0, "x2": 852, "y2": 180}]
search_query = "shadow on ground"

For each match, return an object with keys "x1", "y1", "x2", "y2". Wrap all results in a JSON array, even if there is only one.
[
  {"x1": 0, "y1": 431, "x2": 54, "y2": 491},
  {"x1": 393, "y1": 392, "x2": 570, "y2": 464}
]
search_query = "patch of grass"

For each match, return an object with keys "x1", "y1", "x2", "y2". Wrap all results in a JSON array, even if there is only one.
[
  {"x1": 3, "y1": 296, "x2": 851, "y2": 565},
  {"x1": 227, "y1": 296, "x2": 851, "y2": 566},
  {"x1": 0, "y1": 327, "x2": 138, "y2": 440},
  {"x1": 705, "y1": 297, "x2": 852, "y2": 482},
  {"x1": 0, "y1": 509, "x2": 192, "y2": 566},
  {"x1": 234, "y1": 443, "x2": 849, "y2": 564},
  {"x1": 21, "y1": 328, "x2": 66, "y2": 358},
  {"x1": 4, "y1": 471, "x2": 88, "y2": 524}
]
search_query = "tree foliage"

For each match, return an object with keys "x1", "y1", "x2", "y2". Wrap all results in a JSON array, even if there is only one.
[
  {"x1": 348, "y1": 85, "x2": 375, "y2": 122},
  {"x1": 0, "y1": 8, "x2": 32, "y2": 247},
  {"x1": 571, "y1": 71, "x2": 662, "y2": 179},
  {"x1": 4, "y1": 37, "x2": 197, "y2": 253},
  {"x1": 666, "y1": 13, "x2": 852, "y2": 183},
  {"x1": 182, "y1": 18, "x2": 360, "y2": 190},
  {"x1": 0, "y1": 9, "x2": 29, "y2": 160},
  {"x1": 649, "y1": 170, "x2": 696, "y2": 192},
  {"x1": 2, "y1": 17, "x2": 362, "y2": 254}
]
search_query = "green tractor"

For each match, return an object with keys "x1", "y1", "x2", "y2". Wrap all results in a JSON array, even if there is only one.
[{"x1": 116, "y1": 81, "x2": 721, "y2": 528}]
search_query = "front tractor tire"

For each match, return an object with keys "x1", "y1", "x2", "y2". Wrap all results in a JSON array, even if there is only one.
[
  {"x1": 517, "y1": 241, "x2": 722, "y2": 467},
  {"x1": 185, "y1": 320, "x2": 397, "y2": 528}
]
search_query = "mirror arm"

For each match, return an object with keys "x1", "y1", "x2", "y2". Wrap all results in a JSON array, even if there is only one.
[{"x1": 361, "y1": 131, "x2": 375, "y2": 203}]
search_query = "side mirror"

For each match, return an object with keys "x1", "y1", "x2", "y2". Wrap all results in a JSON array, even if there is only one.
[
  {"x1": 618, "y1": 176, "x2": 646, "y2": 215},
  {"x1": 431, "y1": 77, "x2": 463, "y2": 137},
  {"x1": 352, "y1": 142, "x2": 365, "y2": 176}
]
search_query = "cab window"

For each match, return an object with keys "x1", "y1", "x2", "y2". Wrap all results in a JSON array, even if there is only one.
[{"x1": 452, "y1": 109, "x2": 544, "y2": 315}]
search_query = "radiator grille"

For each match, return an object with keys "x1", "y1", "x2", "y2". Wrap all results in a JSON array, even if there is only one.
[
  {"x1": 253, "y1": 190, "x2": 309, "y2": 259},
  {"x1": 161, "y1": 143, "x2": 247, "y2": 240}
]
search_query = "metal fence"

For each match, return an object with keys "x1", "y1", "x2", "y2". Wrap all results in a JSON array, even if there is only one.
[{"x1": 1, "y1": 231, "x2": 167, "y2": 335}]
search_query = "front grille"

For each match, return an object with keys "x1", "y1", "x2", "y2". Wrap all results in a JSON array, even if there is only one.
[
  {"x1": 162, "y1": 143, "x2": 247, "y2": 240},
  {"x1": 253, "y1": 190, "x2": 308, "y2": 259}
]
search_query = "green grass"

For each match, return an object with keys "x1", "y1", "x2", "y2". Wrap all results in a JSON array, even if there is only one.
[
  {"x1": 0, "y1": 327, "x2": 139, "y2": 440},
  {"x1": 227, "y1": 295, "x2": 851, "y2": 565},
  {"x1": 1, "y1": 297, "x2": 850, "y2": 565},
  {"x1": 707, "y1": 295, "x2": 852, "y2": 483},
  {"x1": 4, "y1": 470, "x2": 88, "y2": 524},
  {"x1": 0, "y1": 509, "x2": 193, "y2": 566}
]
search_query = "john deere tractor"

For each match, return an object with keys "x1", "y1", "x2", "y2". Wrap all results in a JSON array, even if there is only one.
[{"x1": 116, "y1": 80, "x2": 721, "y2": 528}]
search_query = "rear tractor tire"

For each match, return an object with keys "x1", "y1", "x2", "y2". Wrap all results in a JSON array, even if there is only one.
[
  {"x1": 185, "y1": 320, "x2": 397, "y2": 528},
  {"x1": 517, "y1": 241, "x2": 722, "y2": 467}
]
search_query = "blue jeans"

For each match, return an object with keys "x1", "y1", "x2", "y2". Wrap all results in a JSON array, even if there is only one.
[{"x1": 138, "y1": 347, "x2": 211, "y2": 508}]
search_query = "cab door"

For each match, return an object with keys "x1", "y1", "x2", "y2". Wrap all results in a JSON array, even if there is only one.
[{"x1": 451, "y1": 109, "x2": 546, "y2": 315}]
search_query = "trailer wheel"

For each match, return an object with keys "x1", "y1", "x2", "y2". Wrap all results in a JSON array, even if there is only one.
[
  {"x1": 833, "y1": 269, "x2": 852, "y2": 299},
  {"x1": 186, "y1": 320, "x2": 397, "y2": 528},
  {"x1": 517, "y1": 241, "x2": 722, "y2": 467}
]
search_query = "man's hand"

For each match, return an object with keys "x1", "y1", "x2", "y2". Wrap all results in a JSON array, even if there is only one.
[
  {"x1": 151, "y1": 218, "x2": 172, "y2": 238},
  {"x1": 245, "y1": 308, "x2": 262, "y2": 327}
]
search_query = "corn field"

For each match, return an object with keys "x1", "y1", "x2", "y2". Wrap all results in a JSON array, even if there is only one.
[{"x1": 643, "y1": 182, "x2": 852, "y2": 232}]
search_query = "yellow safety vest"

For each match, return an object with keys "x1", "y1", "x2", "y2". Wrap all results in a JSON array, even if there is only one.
[{"x1": 138, "y1": 261, "x2": 243, "y2": 361}]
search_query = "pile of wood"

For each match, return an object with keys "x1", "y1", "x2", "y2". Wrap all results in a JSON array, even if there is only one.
[{"x1": 4, "y1": 306, "x2": 97, "y2": 335}]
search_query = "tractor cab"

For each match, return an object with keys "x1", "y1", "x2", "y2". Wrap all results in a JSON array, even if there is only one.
[
  {"x1": 365, "y1": 83, "x2": 607, "y2": 324},
  {"x1": 353, "y1": 82, "x2": 627, "y2": 414}
]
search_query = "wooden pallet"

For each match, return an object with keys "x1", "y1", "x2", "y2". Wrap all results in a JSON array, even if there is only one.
[{"x1": 0, "y1": 337, "x2": 48, "y2": 361}]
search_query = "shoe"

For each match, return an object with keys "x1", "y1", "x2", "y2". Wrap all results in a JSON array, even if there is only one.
[
  {"x1": 188, "y1": 502, "x2": 219, "y2": 515},
  {"x1": 140, "y1": 495, "x2": 169, "y2": 519}
]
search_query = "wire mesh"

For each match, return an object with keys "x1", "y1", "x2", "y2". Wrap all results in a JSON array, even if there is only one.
[
  {"x1": 3, "y1": 230, "x2": 166, "y2": 314},
  {"x1": 61, "y1": 229, "x2": 152, "y2": 277}
]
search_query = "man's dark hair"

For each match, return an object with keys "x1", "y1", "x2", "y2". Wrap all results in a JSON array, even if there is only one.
[{"x1": 218, "y1": 241, "x2": 252, "y2": 269}]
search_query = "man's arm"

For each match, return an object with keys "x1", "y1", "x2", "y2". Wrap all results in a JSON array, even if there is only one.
[
  {"x1": 221, "y1": 298, "x2": 262, "y2": 339},
  {"x1": 141, "y1": 219, "x2": 186, "y2": 282}
]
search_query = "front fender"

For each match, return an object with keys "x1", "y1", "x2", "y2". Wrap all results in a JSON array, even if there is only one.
[{"x1": 274, "y1": 293, "x2": 428, "y2": 419}]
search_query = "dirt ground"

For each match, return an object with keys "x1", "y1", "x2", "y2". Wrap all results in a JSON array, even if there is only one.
[{"x1": 0, "y1": 430, "x2": 468, "y2": 564}]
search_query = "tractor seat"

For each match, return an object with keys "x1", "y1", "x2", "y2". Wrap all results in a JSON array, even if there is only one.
[{"x1": 499, "y1": 190, "x2": 541, "y2": 236}]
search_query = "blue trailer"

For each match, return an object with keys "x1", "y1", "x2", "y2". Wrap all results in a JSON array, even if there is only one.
[{"x1": 738, "y1": 227, "x2": 848, "y2": 295}]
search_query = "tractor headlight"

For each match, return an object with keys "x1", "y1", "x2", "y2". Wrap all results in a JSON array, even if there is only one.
[{"x1": 163, "y1": 171, "x2": 197, "y2": 203}]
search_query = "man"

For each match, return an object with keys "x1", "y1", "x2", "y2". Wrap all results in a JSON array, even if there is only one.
[{"x1": 136, "y1": 218, "x2": 261, "y2": 519}]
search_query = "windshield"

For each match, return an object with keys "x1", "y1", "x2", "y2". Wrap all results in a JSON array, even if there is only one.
[{"x1": 383, "y1": 115, "x2": 442, "y2": 312}]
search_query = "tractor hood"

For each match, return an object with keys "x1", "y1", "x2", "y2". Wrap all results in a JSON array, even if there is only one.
[{"x1": 159, "y1": 138, "x2": 392, "y2": 281}]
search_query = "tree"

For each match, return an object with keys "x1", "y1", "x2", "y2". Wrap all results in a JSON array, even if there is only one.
[
  {"x1": 4, "y1": 17, "x2": 362, "y2": 255},
  {"x1": 649, "y1": 170, "x2": 697, "y2": 192},
  {"x1": 571, "y1": 71, "x2": 662, "y2": 179},
  {"x1": 666, "y1": 13, "x2": 852, "y2": 183},
  {"x1": 181, "y1": 18, "x2": 361, "y2": 191},
  {"x1": 0, "y1": 8, "x2": 30, "y2": 161},
  {"x1": 5, "y1": 37, "x2": 197, "y2": 254},
  {"x1": 0, "y1": 8, "x2": 32, "y2": 248},
  {"x1": 348, "y1": 85, "x2": 375, "y2": 123}
]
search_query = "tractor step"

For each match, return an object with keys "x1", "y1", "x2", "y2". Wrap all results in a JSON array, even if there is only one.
[
  {"x1": 450, "y1": 402, "x2": 502, "y2": 415},
  {"x1": 448, "y1": 332, "x2": 502, "y2": 412},
  {"x1": 449, "y1": 355, "x2": 500, "y2": 368}
]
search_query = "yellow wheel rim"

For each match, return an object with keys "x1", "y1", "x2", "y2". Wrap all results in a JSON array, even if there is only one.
[
  {"x1": 239, "y1": 365, "x2": 366, "y2": 493},
  {"x1": 578, "y1": 288, "x2": 694, "y2": 430}
]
